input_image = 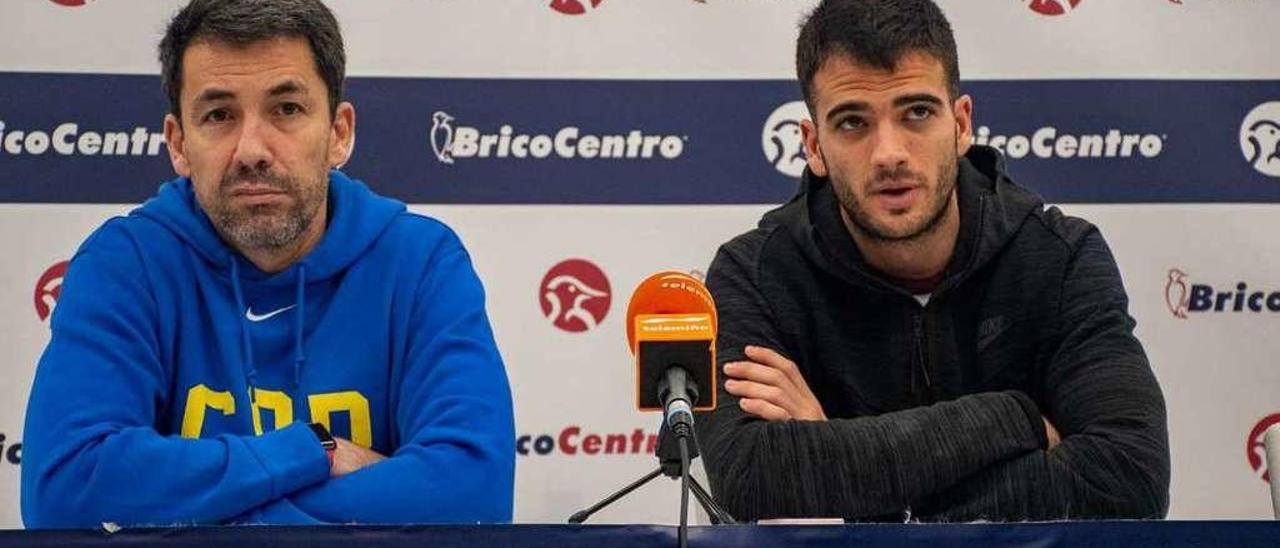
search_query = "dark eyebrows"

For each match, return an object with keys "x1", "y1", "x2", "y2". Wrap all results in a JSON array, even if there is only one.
[
  {"x1": 894, "y1": 93, "x2": 945, "y2": 108},
  {"x1": 191, "y1": 80, "x2": 308, "y2": 109},
  {"x1": 825, "y1": 100, "x2": 869, "y2": 124},
  {"x1": 824, "y1": 93, "x2": 945, "y2": 123},
  {"x1": 192, "y1": 88, "x2": 234, "y2": 107},
  {"x1": 268, "y1": 79, "x2": 307, "y2": 98}
]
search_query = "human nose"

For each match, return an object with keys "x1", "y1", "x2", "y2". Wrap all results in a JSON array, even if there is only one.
[
  {"x1": 868, "y1": 121, "x2": 909, "y2": 174},
  {"x1": 230, "y1": 113, "x2": 274, "y2": 174}
]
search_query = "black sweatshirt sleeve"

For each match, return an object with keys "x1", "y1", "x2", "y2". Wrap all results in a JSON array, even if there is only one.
[
  {"x1": 695, "y1": 228, "x2": 1169, "y2": 522},
  {"x1": 696, "y1": 230, "x2": 1046, "y2": 521},
  {"x1": 915, "y1": 230, "x2": 1170, "y2": 521}
]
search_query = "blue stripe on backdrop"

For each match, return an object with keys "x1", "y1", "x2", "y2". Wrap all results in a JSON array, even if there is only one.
[{"x1": 0, "y1": 72, "x2": 1277, "y2": 204}]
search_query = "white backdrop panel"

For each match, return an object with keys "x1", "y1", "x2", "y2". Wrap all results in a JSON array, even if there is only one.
[
  {"x1": 1, "y1": 0, "x2": 1278, "y2": 530},
  {"x1": 2, "y1": 1, "x2": 1278, "y2": 79},
  {"x1": 3, "y1": 199, "x2": 1280, "y2": 525}
]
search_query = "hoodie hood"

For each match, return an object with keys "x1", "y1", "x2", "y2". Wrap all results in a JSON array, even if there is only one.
[
  {"x1": 133, "y1": 169, "x2": 405, "y2": 281},
  {"x1": 131, "y1": 169, "x2": 405, "y2": 389},
  {"x1": 764, "y1": 145, "x2": 1044, "y2": 295}
]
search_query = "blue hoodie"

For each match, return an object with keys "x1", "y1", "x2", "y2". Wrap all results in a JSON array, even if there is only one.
[{"x1": 22, "y1": 171, "x2": 515, "y2": 527}]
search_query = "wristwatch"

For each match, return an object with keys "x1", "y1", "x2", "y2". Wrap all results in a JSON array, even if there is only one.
[{"x1": 308, "y1": 422, "x2": 337, "y2": 466}]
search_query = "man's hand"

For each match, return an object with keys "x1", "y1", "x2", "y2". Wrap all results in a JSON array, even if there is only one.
[
  {"x1": 723, "y1": 345, "x2": 827, "y2": 422},
  {"x1": 1044, "y1": 418, "x2": 1062, "y2": 450},
  {"x1": 330, "y1": 438, "x2": 386, "y2": 477}
]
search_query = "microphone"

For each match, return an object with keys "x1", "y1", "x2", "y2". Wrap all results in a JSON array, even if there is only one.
[
  {"x1": 659, "y1": 367, "x2": 699, "y2": 434},
  {"x1": 566, "y1": 270, "x2": 736, "y2": 528},
  {"x1": 626, "y1": 271, "x2": 718, "y2": 438}
]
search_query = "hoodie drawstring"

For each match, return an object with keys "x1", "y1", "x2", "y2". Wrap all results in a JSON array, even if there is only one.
[
  {"x1": 293, "y1": 263, "x2": 308, "y2": 388},
  {"x1": 232, "y1": 260, "x2": 310, "y2": 404},
  {"x1": 229, "y1": 259, "x2": 259, "y2": 395}
]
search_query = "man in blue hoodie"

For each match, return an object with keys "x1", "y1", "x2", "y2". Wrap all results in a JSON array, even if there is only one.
[{"x1": 22, "y1": 0, "x2": 515, "y2": 527}]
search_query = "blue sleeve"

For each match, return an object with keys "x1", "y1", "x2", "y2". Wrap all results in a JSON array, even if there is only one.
[
  {"x1": 280, "y1": 234, "x2": 516, "y2": 524},
  {"x1": 21, "y1": 222, "x2": 330, "y2": 528}
]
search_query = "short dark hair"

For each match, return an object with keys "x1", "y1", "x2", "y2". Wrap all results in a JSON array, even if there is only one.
[
  {"x1": 796, "y1": 0, "x2": 960, "y2": 112},
  {"x1": 159, "y1": 0, "x2": 346, "y2": 120}
]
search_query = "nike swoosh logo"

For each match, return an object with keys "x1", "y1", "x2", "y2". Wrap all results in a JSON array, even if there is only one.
[
  {"x1": 245, "y1": 305, "x2": 297, "y2": 322},
  {"x1": 976, "y1": 315, "x2": 1009, "y2": 352}
]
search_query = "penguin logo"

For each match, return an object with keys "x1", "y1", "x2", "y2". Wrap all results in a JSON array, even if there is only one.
[
  {"x1": 1241, "y1": 102, "x2": 1280, "y2": 178},
  {"x1": 549, "y1": 0, "x2": 603, "y2": 15},
  {"x1": 539, "y1": 259, "x2": 612, "y2": 333},
  {"x1": 1165, "y1": 268, "x2": 1189, "y2": 319},
  {"x1": 1247, "y1": 414, "x2": 1280, "y2": 483},
  {"x1": 34, "y1": 260, "x2": 70, "y2": 324},
  {"x1": 1027, "y1": 0, "x2": 1082, "y2": 16},
  {"x1": 430, "y1": 111, "x2": 456, "y2": 165},
  {"x1": 761, "y1": 101, "x2": 811, "y2": 179}
]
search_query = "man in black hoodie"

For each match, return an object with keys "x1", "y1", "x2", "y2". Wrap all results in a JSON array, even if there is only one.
[{"x1": 696, "y1": 0, "x2": 1169, "y2": 522}]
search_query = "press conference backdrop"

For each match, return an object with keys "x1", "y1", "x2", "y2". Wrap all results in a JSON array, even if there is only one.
[{"x1": 1, "y1": 0, "x2": 1278, "y2": 529}]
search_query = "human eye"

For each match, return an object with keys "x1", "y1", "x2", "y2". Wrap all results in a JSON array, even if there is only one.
[
  {"x1": 836, "y1": 116, "x2": 867, "y2": 132},
  {"x1": 201, "y1": 107, "x2": 232, "y2": 124},
  {"x1": 905, "y1": 104, "x2": 935, "y2": 122},
  {"x1": 277, "y1": 101, "x2": 306, "y2": 116}
]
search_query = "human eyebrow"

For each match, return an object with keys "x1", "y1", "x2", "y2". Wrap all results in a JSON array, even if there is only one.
[
  {"x1": 893, "y1": 93, "x2": 944, "y2": 108},
  {"x1": 267, "y1": 80, "x2": 308, "y2": 98},
  {"x1": 192, "y1": 88, "x2": 235, "y2": 107},
  {"x1": 824, "y1": 100, "x2": 870, "y2": 124}
]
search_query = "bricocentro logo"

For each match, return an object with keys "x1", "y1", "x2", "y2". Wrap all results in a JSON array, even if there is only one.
[
  {"x1": 517, "y1": 426, "x2": 658, "y2": 457},
  {"x1": 972, "y1": 125, "x2": 1165, "y2": 160},
  {"x1": 0, "y1": 434, "x2": 20, "y2": 465},
  {"x1": 0, "y1": 121, "x2": 166, "y2": 157},
  {"x1": 1165, "y1": 268, "x2": 1280, "y2": 319},
  {"x1": 429, "y1": 111, "x2": 685, "y2": 164}
]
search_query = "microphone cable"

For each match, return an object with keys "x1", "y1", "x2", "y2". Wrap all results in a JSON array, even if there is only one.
[
  {"x1": 677, "y1": 428, "x2": 691, "y2": 548},
  {"x1": 666, "y1": 375, "x2": 695, "y2": 548}
]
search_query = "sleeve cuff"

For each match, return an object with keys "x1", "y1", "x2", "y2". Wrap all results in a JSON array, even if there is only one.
[
  {"x1": 238, "y1": 422, "x2": 331, "y2": 498},
  {"x1": 1006, "y1": 390, "x2": 1048, "y2": 450}
]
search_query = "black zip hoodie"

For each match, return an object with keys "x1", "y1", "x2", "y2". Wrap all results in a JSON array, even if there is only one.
[{"x1": 696, "y1": 146, "x2": 1169, "y2": 522}]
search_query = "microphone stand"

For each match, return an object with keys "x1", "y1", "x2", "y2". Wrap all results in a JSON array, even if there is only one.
[{"x1": 567, "y1": 417, "x2": 737, "y2": 531}]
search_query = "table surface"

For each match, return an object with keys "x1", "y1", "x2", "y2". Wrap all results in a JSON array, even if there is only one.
[{"x1": 2, "y1": 521, "x2": 1279, "y2": 548}]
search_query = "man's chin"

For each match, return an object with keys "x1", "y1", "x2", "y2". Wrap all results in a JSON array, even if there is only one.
[
  {"x1": 218, "y1": 215, "x2": 298, "y2": 246},
  {"x1": 862, "y1": 214, "x2": 934, "y2": 242}
]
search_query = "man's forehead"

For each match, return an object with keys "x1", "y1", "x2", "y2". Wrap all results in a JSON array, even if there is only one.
[
  {"x1": 180, "y1": 36, "x2": 319, "y2": 99},
  {"x1": 808, "y1": 51, "x2": 952, "y2": 110},
  {"x1": 813, "y1": 50, "x2": 948, "y2": 97}
]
